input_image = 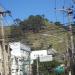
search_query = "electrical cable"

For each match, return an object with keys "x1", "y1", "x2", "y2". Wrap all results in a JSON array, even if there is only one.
[
  {"x1": 62, "y1": 0, "x2": 65, "y2": 25},
  {"x1": 54, "y1": 0, "x2": 57, "y2": 22},
  {"x1": 3, "y1": 17, "x2": 10, "y2": 26}
]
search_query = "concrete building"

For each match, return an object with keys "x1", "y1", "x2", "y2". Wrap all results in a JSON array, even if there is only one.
[
  {"x1": 30, "y1": 50, "x2": 47, "y2": 60},
  {"x1": 0, "y1": 41, "x2": 11, "y2": 75},
  {"x1": 10, "y1": 42, "x2": 31, "y2": 75},
  {"x1": 30, "y1": 49, "x2": 57, "y2": 63}
]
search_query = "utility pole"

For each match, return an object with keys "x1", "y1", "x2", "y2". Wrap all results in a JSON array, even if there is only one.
[
  {"x1": 0, "y1": 12, "x2": 5, "y2": 75},
  {"x1": 0, "y1": 9, "x2": 11, "y2": 75},
  {"x1": 67, "y1": 8, "x2": 75, "y2": 75},
  {"x1": 29, "y1": 52, "x2": 31, "y2": 75},
  {"x1": 37, "y1": 56, "x2": 39, "y2": 75},
  {"x1": 56, "y1": 7, "x2": 75, "y2": 75}
]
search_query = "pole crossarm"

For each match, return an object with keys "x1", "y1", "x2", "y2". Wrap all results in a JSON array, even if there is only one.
[
  {"x1": 56, "y1": 8, "x2": 73, "y2": 15},
  {"x1": 0, "y1": 10, "x2": 11, "y2": 16}
]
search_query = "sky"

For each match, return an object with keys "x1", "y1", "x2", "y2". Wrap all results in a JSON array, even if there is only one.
[{"x1": 0, "y1": 0, "x2": 75, "y2": 25}]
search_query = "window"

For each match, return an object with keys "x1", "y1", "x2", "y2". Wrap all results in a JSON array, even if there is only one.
[{"x1": 5, "y1": 45, "x2": 8, "y2": 53}]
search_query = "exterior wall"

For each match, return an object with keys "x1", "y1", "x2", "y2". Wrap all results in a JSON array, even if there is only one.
[
  {"x1": 11, "y1": 56, "x2": 19, "y2": 75},
  {"x1": 4, "y1": 43, "x2": 11, "y2": 75},
  {"x1": 30, "y1": 50, "x2": 47, "y2": 60},
  {"x1": 10, "y1": 42, "x2": 31, "y2": 57},
  {"x1": 0, "y1": 42, "x2": 3, "y2": 75},
  {"x1": 11, "y1": 55, "x2": 30, "y2": 75},
  {"x1": 30, "y1": 49, "x2": 57, "y2": 60},
  {"x1": 0, "y1": 41, "x2": 11, "y2": 75},
  {"x1": 10, "y1": 42, "x2": 31, "y2": 75},
  {"x1": 9, "y1": 42, "x2": 21, "y2": 57}
]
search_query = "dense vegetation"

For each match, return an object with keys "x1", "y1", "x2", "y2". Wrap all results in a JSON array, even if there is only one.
[{"x1": 32, "y1": 60, "x2": 61, "y2": 75}]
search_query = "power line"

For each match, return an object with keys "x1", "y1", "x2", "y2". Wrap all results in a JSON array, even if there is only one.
[
  {"x1": 54, "y1": 0, "x2": 57, "y2": 22},
  {"x1": 62, "y1": 0, "x2": 65, "y2": 25}
]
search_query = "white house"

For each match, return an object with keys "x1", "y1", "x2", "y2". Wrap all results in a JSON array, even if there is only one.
[
  {"x1": 10, "y1": 42, "x2": 30, "y2": 57},
  {"x1": 30, "y1": 48, "x2": 57, "y2": 64},
  {"x1": 30, "y1": 50, "x2": 47, "y2": 60},
  {"x1": 9, "y1": 42, "x2": 31, "y2": 75},
  {"x1": 30, "y1": 48, "x2": 57, "y2": 60},
  {"x1": 0, "y1": 41, "x2": 11, "y2": 75}
]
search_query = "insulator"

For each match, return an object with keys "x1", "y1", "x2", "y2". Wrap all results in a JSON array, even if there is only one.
[
  {"x1": 63, "y1": 6, "x2": 64, "y2": 9},
  {"x1": 2, "y1": 13, "x2": 6, "y2": 17},
  {"x1": 67, "y1": 8, "x2": 73, "y2": 15},
  {"x1": 54, "y1": 8, "x2": 56, "y2": 9},
  {"x1": 6, "y1": 10, "x2": 11, "y2": 13},
  {"x1": 72, "y1": 5, "x2": 74, "y2": 8},
  {"x1": 0, "y1": 12, "x2": 3, "y2": 14},
  {"x1": 6, "y1": 10, "x2": 12, "y2": 16}
]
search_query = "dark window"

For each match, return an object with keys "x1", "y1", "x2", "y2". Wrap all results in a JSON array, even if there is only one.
[
  {"x1": 5, "y1": 45, "x2": 8, "y2": 53},
  {"x1": 16, "y1": 69, "x2": 18, "y2": 72}
]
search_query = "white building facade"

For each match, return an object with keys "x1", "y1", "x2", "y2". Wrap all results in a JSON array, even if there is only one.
[
  {"x1": 30, "y1": 49, "x2": 57, "y2": 63},
  {"x1": 10, "y1": 42, "x2": 31, "y2": 75},
  {"x1": 0, "y1": 41, "x2": 11, "y2": 75},
  {"x1": 30, "y1": 50, "x2": 47, "y2": 60}
]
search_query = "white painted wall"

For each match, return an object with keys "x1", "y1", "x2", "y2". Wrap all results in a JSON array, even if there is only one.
[
  {"x1": 10, "y1": 42, "x2": 31, "y2": 75},
  {"x1": 30, "y1": 50, "x2": 47, "y2": 60},
  {"x1": 9, "y1": 42, "x2": 31, "y2": 57},
  {"x1": 10, "y1": 42, "x2": 20, "y2": 56}
]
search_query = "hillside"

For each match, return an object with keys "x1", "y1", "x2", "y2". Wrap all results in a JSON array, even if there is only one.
[
  {"x1": 0, "y1": 15, "x2": 69, "y2": 53},
  {"x1": 3, "y1": 23, "x2": 75, "y2": 54},
  {"x1": 23, "y1": 23, "x2": 68, "y2": 53},
  {"x1": 1, "y1": 25, "x2": 68, "y2": 53}
]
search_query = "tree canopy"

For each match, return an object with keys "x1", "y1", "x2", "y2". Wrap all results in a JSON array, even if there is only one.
[{"x1": 20, "y1": 15, "x2": 48, "y2": 33}]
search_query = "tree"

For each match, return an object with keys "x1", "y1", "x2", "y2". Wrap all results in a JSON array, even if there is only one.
[
  {"x1": 20, "y1": 15, "x2": 47, "y2": 33},
  {"x1": 10, "y1": 18, "x2": 23, "y2": 41},
  {"x1": 32, "y1": 59, "x2": 61, "y2": 75},
  {"x1": 32, "y1": 60, "x2": 37, "y2": 75},
  {"x1": 54, "y1": 22, "x2": 63, "y2": 26}
]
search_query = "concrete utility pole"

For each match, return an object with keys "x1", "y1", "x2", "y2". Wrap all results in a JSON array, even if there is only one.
[
  {"x1": 29, "y1": 52, "x2": 31, "y2": 75},
  {"x1": 0, "y1": 9, "x2": 11, "y2": 75},
  {"x1": 37, "y1": 56, "x2": 39, "y2": 75},
  {"x1": 0, "y1": 12, "x2": 5, "y2": 75},
  {"x1": 56, "y1": 8, "x2": 75, "y2": 75}
]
